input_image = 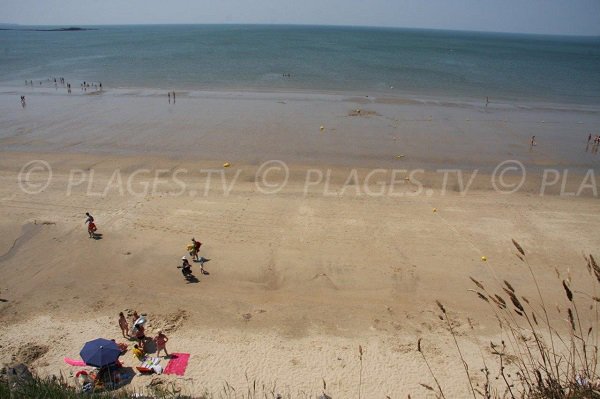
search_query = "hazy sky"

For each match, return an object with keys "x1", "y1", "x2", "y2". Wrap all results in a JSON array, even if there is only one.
[{"x1": 1, "y1": 0, "x2": 599, "y2": 35}]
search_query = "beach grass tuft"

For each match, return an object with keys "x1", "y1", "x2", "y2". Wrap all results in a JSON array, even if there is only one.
[{"x1": 420, "y1": 242, "x2": 600, "y2": 398}]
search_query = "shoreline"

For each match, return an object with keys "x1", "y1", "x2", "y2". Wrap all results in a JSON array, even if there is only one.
[{"x1": 4, "y1": 83, "x2": 600, "y2": 112}]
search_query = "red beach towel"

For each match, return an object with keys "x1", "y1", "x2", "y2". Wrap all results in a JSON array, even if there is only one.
[{"x1": 163, "y1": 353, "x2": 190, "y2": 376}]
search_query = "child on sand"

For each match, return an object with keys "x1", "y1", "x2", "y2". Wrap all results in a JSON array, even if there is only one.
[
  {"x1": 85, "y1": 212, "x2": 96, "y2": 238},
  {"x1": 131, "y1": 311, "x2": 139, "y2": 326},
  {"x1": 154, "y1": 330, "x2": 170, "y2": 358},
  {"x1": 118, "y1": 312, "x2": 129, "y2": 338},
  {"x1": 135, "y1": 324, "x2": 147, "y2": 350},
  {"x1": 132, "y1": 344, "x2": 144, "y2": 360},
  {"x1": 191, "y1": 238, "x2": 201, "y2": 261},
  {"x1": 87, "y1": 221, "x2": 97, "y2": 238}
]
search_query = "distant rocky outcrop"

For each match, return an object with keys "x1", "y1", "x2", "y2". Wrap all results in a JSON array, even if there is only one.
[{"x1": 0, "y1": 26, "x2": 97, "y2": 32}]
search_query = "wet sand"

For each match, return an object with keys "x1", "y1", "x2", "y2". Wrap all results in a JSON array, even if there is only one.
[{"x1": 1, "y1": 87, "x2": 599, "y2": 172}]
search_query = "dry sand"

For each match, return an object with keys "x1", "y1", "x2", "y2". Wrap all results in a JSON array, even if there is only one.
[{"x1": 0, "y1": 89, "x2": 599, "y2": 397}]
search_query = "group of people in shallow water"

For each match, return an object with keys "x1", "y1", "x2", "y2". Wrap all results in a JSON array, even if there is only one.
[
  {"x1": 24, "y1": 76, "x2": 101, "y2": 94},
  {"x1": 529, "y1": 133, "x2": 600, "y2": 154},
  {"x1": 587, "y1": 133, "x2": 600, "y2": 154}
]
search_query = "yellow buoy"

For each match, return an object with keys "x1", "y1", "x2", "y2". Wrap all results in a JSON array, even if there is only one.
[
  {"x1": 432, "y1": 208, "x2": 437, "y2": 213},
  {"x1": 481, "y1": 256, "x2": 487, "y2": 262},
  {"x1": 320, "y1": 125, "x2": 324, "y2": 131},
  {"x1": 396, "y1": 154, "x2": 405, "y2": 159},
  {"x1": 223, "y1": 162, "x2": 231, "y2": 168}
]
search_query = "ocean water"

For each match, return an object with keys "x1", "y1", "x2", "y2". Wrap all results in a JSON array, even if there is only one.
[{"x1": 1, "y1": 24, "x2": 599, "y2": 104}]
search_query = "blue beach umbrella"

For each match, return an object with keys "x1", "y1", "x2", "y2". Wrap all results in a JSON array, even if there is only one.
[{"x1": 79, "y1": 338, "x2": 121, "y2": 367}]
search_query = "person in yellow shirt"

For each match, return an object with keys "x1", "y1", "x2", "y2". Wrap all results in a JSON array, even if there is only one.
[{"x1": 132, "y1": 344, "x2": 144, "y2": 360}]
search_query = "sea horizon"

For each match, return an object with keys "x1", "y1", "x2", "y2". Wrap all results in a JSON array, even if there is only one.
[{"x1": 3, "y1": 22, "x2": 600, "y2": 38}]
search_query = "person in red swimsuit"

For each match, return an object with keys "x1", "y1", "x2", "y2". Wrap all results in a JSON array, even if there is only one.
[{"x1": 85, "y1": 212, "x2": 96, "y2": 238}]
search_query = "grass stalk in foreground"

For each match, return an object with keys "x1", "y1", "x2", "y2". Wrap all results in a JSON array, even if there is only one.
[{"x1": 421, "y1": 241, "x2": 600, "y2": 398}]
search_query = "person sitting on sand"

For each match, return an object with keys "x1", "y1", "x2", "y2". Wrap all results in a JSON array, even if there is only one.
[
  {"x1": 154, "y1": 329, "x2": 170, "y2": 358},
  {"x1": 110, "y1": 339, "x2": 129, "y2": 354},
  {"x1": 118, "y1": 312, "x2": 129, "y2": 338},
  {"x1": 180, "y1": 256, "x2": 193, "y2": 277},
  {"x1": 132, "y1": 344, "x2": 144, "y2": 360},
  {"x1": 182, "y1": 256, "x2": 191, "y2": 268}
]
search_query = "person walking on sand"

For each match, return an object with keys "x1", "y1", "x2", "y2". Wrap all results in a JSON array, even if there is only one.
[
  {"x1": 191, "y1": 237, "x2": 201, "y2": 261},
  {"x1": 168, "y1": 92, "x2": 171, "y2": 104},
  {"x1": 530, "y1": 135, "x2": 536, "y2": 147},
  {"x1": 172, "y1": 91, "x2": 176, "y2": 104},
  {"x1": 588, "y1": 133, "x2": 593, "y2": 143},
  {"x1": 85, "y1": 212, "x2": 96, "y2": 238},
  {"x1": 87, "y1": 221, "x2": 97, "y2": 238},
  {"x1": 85, "y1": 212, "x2": 94, "y2": 224},
  {"x1": 118, "y1": 312, "x2": 130, "y2": 338},
  {"x1": 154, "y1": 329, "x2": 169, "y2": 358}
]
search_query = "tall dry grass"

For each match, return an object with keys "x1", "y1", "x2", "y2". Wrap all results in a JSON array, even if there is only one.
[{"x1": 419, "y1": 241, "x2": 600, "y2": 398}]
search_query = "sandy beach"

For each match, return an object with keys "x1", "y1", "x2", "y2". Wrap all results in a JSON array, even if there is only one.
[{"x1": 1, "y1": 88, "x2": 600, "y2": 397}]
